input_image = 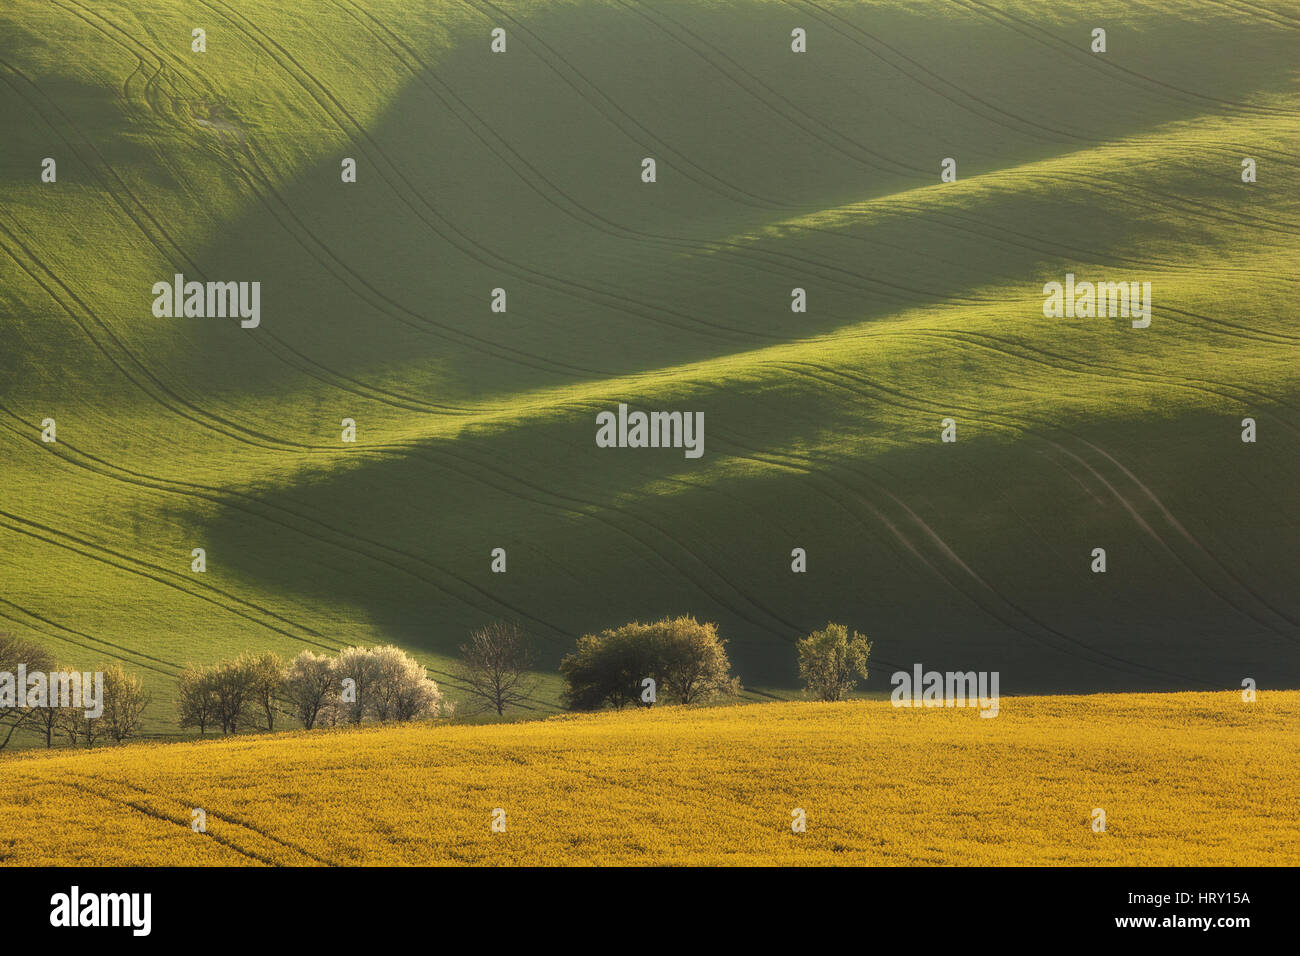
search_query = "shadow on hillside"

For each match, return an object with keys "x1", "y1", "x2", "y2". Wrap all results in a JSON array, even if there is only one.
[
  {"x1": 190, "y1": 381, "x2": 1300, "y2": 693},
  {"x1": 172, "y1": 2, "x2": 1300, "y2": 692},
  {"x1": 161, "y1": 1, "x2": 1297, "y2": 407}
]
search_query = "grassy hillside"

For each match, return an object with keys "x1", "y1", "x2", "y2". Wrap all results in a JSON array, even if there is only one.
[
  {"x1": 1, "y1": 0, "x2": 1297, "y2": 739},
  {"x1": 1, "y1": 692, "x2": 1296, "y2": 865}
]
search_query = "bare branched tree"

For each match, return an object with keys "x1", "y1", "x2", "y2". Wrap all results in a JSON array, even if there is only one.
[
  {"x1": 211, "y1": 656, "x2": 255, "y2": 735},
  {"x1": 246, "y1": 651, "x2": 284, "y2": 731},
  {"x1": 177, "y1": 664, "x2": 218, "y2": 735},
  {"x1": 57, "y1": 707, "x2": 101, "y2": 748},
  {"x1": 455, "y1": 620, "x2": 537, "y2": 716},
  {"x1": 0, "y1": 633, "x2": 55, "y2": 751}
]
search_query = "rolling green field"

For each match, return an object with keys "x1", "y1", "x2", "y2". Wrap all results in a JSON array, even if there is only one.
[{"x1": 1, "y1": 0, "x2": 1297, "y2": 741}]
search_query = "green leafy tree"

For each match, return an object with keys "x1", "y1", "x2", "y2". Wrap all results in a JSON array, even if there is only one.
[
  {"x1": 796, "y1": 622, "x2": 873, "y2": 701},
  {"x1": 560, "y1": 616, "x2": 738, "y2": 710},
  {"x1": 656, "y1": 617, "x2": 739, "y2": 704}
]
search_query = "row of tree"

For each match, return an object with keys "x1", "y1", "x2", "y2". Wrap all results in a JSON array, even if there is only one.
[
  {"x1": 2, "y1": 617, "x2": 875, "y2": 749},
  {"x1": 170, "y1": 616, "x2": 872, "y2": 734},
  {"x1": 178, "y1": 645, "x2": 445, "y2": 735},
  {"x1": 0, "y1": 633, "x2": 151, "y2": 750}
]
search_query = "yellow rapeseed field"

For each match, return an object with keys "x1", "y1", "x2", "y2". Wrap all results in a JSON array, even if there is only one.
[{"x1": 1, "y1": 692, "x2": 1295, "y2": 865}]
